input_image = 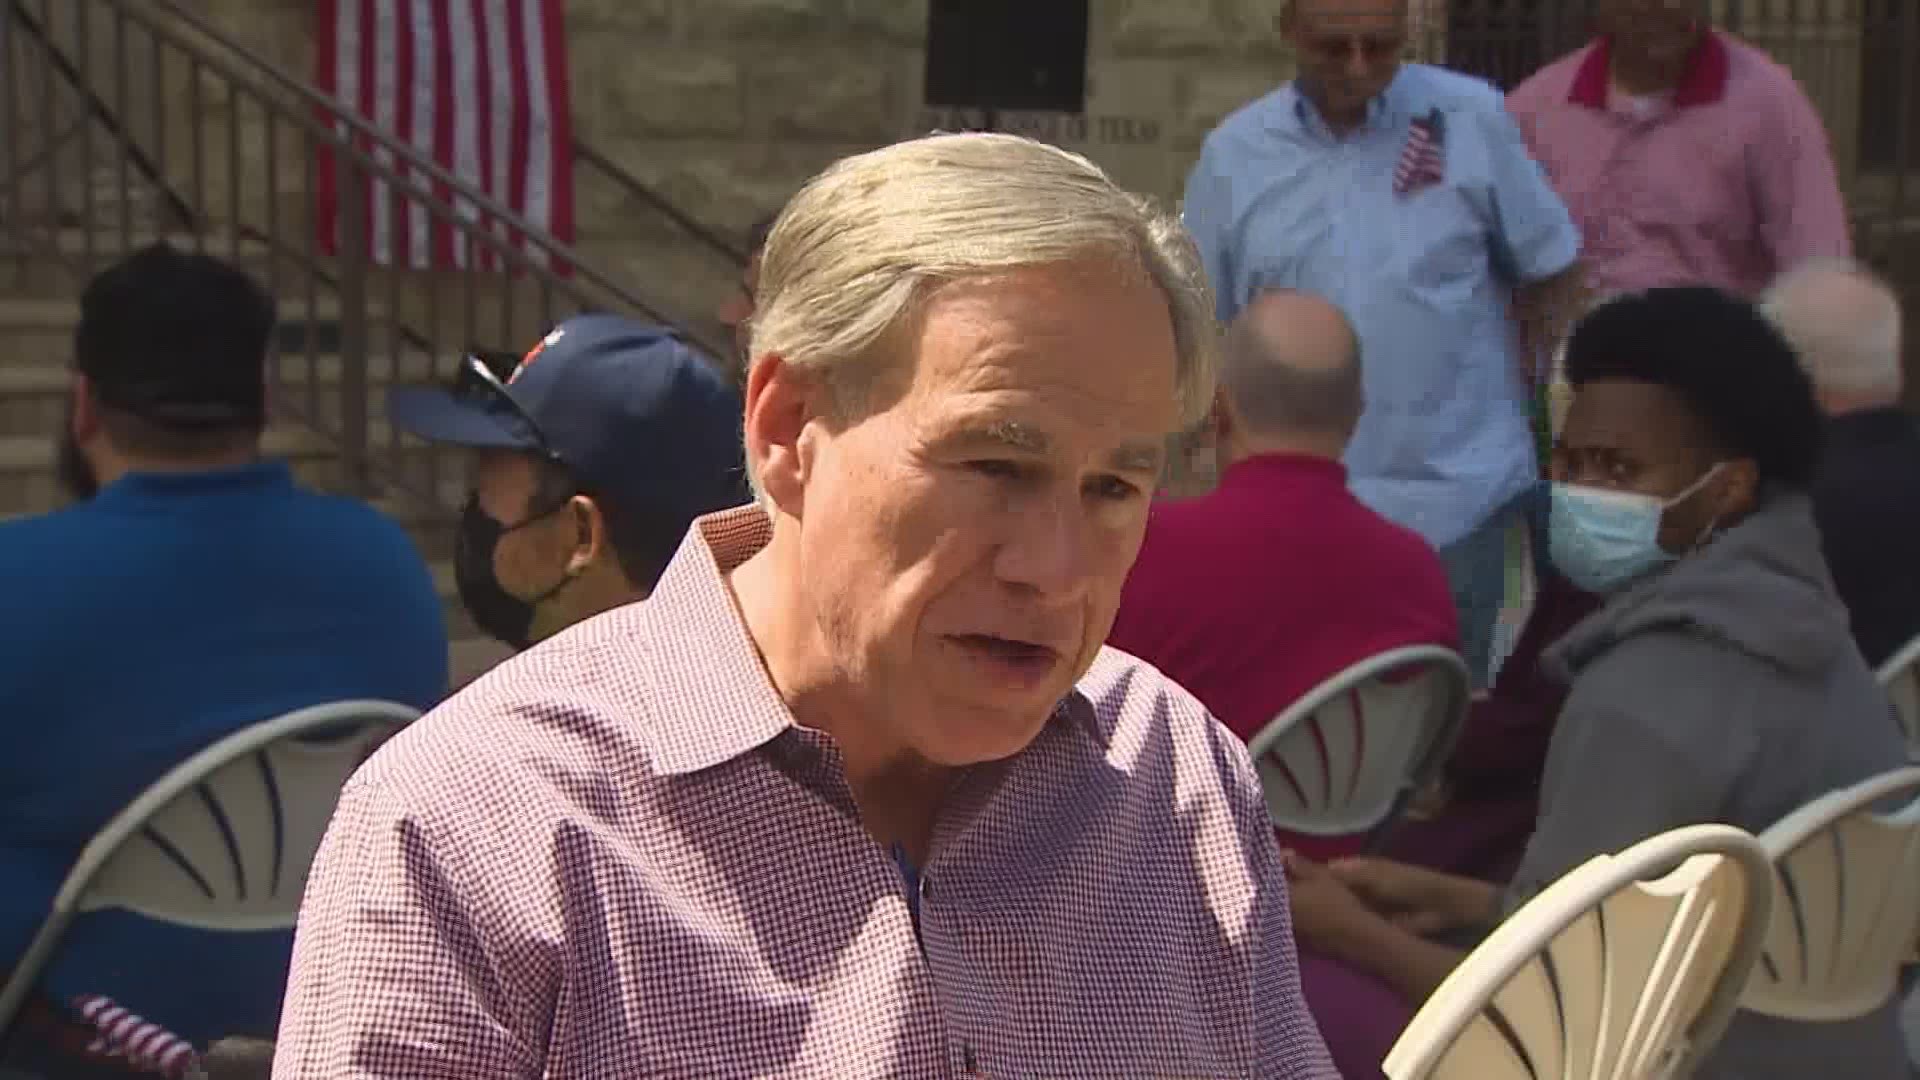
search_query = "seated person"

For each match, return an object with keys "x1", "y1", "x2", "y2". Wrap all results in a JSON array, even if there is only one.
[
  {"x1": 388, "y1": 314, "x2": 750, "y2": 652},
  {"x1": 0, "y1": 246, "x2": 448, "y2": 1069},
  {"x1": 1381, "y1": 568, "x2": 1598, "y2": 883},
  {"x1": 1760, "y1": 258, "x2": 1920, "y2": 668},
  {"x1": 1285, "y1": 287, "x2": 1912, "y2": 1079},
  {"x1": 1108, "y1": 289, "x2": 1459, "y2": 862}
]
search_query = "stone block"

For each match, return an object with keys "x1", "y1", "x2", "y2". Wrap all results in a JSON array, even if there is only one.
[
  {"x1": 688, "y1": 0, "x2": 835, "y2": 40},
  {"x1": 750, "y1": 51, "x2": 904, "y2": 141},
  {"x1": 1110, "y1": 0, "x2": 1231, "y2": 55},
  {"x1": 566, "y1": 0, "x2": 673, "y2": 34},
  {"x1": 844, "y1": 0, "x2": 929, "y2": 42},
  {"x1": 1176, "y1": 65, "x2": 1284, "y2": 149},
  {"x1": 594, "y1": 54, "x2": 746, "y2": 138}
]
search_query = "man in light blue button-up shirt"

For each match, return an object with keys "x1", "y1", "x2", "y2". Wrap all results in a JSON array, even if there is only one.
[{"x1": 1182, "y1": 0, "x2": 1586, "y2": 688}]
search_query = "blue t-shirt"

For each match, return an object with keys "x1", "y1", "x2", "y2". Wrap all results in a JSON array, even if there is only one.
[{"x1": 0, "y1": 461, "x2": 448, "y2": 1045}]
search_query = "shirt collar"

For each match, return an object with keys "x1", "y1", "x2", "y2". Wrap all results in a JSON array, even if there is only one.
[
  {"x1": 1216, "y1": 451, "x2": 1348, "y2": 493},
  {"x1": 1276, "y1": 67, "x2": 1411, "y2": 138},
  {"x1": 638, "y1": 505, "x2": 1106, "y2": 777},
  {"x1": 95, "y1": 459, "x2": 292, "y2": 506},
  {"x1": 1567, "y1": 30, "x2": 1730, "y2": 110}
]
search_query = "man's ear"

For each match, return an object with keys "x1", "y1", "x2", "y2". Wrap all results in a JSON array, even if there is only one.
[
  {"x1": 742, "y1": 352, "x2": 824, "y2": 516},
  {"x1": 564, "y1": 494, "x2": 605, "y2": 577},
  {"x1": 70, "y1": 372, "x2": 101, "y2": 442}
]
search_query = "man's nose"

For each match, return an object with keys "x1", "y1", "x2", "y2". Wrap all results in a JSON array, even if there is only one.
[{"x1": 993, "y1": 493, "x2": 1095, "y2": 603}]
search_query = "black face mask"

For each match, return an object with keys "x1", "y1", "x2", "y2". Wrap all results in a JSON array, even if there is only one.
[{"x1": 454, "y1": 495, "x2": 574, "y2": 650}]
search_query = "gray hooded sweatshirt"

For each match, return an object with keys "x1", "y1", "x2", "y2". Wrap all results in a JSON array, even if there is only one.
[{"x1": 1508, "y1": 492, "x2": 1911, "y2": 1079}]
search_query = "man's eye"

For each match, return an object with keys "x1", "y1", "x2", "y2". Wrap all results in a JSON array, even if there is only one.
[
  {"x1": 969, "y1": 460, "x2": 1024, "y2": 480},
  {"x1": 1089, "y1": 476, "x2": 1142, "y2": 502}
]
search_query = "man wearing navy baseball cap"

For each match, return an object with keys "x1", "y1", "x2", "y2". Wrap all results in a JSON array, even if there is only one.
[{"x1": 388, "y1": 314, "x2": 749, "y2": 649}]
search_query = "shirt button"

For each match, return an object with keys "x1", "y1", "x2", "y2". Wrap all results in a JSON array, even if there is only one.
[{"x1": 919, "y1": 873, "x2": 934, "y2": 904}]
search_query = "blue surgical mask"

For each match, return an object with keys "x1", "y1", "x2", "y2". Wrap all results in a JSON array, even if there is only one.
[{"x1": 1548, "y1": 464, "x2": 1725, "y2": 595}]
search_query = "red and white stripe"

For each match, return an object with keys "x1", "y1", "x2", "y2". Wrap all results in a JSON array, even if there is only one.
[
  {"x1": 315, "y1": 0, "x2": 575, "y2": 272},
  {"x1": 1393, "y1": 118, "x2": 1444, "y2": 196},
  {"x1": 72, "y1": 994, "x2": 201, "y2": 1079}
]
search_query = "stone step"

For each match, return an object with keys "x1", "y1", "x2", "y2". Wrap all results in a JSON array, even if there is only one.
[
  {"x1": 0, "y1": 295, "x2": 396, "y2": 363},
  {"x1": 0, "y1": 354, "x2": 454, "y2": 437}
]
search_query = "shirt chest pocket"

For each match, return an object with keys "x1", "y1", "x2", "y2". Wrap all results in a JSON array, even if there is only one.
[{"x1": 1393, "y1": 185, "x2": 1490, "y2": 300}]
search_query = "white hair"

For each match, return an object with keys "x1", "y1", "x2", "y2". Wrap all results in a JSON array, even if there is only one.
[
  {"x1": 747, "y1": 133, "x2": 1218, "y2": 450},
  {"x1": 1760, "y1": 257, "x2": 1904, "y2": 399}
]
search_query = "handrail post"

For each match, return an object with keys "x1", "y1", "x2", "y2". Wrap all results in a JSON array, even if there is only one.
[{"x1": 337, "y1": 155, "x2": 370, "y2": 498}]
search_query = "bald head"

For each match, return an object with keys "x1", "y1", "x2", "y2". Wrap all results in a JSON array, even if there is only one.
[
  {"x1": 1222, "y1": 291, "x2": 1363, "y2": 447},
  {"x1": 1760, "y1": 258, "x2": 1905, "y2": 410}
]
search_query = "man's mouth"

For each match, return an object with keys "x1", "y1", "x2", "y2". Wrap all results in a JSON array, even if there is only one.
[{"x1": 946, "y1": 633, "x2": 1065, "y2": 690}]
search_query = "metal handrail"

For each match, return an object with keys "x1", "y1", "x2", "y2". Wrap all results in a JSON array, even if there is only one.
[
  {"x1": 0, "y1": 0, "x2": 730, "y2": 521},
  {"x1": 137, "y1": 0, "x2": 655, "y2": 322},
  {"x1": 573, "y1": 138, "x2": 748, "y2": 268}
]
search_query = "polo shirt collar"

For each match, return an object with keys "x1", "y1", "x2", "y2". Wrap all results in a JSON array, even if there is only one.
[
  {"x1": 640, "y1": 504, "x2": 1107, "y2": 777},
  {"x1": 96, "y1": 459, "x2": 292, "y2": 507},
  {"x1": 1568, "y1": 30, "x2": 1730, "y2": 109},
  {"x1": 1217, "y1": 451, "x2": 1348, "y2": 492},
  {"x1": 1276, "y1": 67, "x2": 1412, "y2": 138}
]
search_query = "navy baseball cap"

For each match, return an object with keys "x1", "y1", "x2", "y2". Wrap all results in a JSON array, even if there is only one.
[{"x1": 388, "y1": 314, "x2": 749, "y2": 525}]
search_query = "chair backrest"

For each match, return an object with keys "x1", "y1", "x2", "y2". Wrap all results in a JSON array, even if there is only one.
[
  {"x1": 64, "y1": 699, "x2": 418, "y2": 927},
  {"x1": 1245, "y1": 645, "x2": 1470, "y2": 838},
  {"x1": 1383, "y1": 824, "x2": 1775, "y2": 1080},
  {"x1": 1876, "y1": 634, "x2": 1920, "y2": 759},
  {"x1": 0, "y1": 700, "x2": 417, "y2": 1043},
  {"x1": 1742, "y1": 766, "x2": 1920, "y2": 1021}
]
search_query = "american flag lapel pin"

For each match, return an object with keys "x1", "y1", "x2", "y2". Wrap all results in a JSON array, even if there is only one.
[{"x1": 1393, "y1": 107, "x2": 1447, "y2": 197}]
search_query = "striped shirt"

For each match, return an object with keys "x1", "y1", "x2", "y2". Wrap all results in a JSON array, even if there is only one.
[{"x1": 273, "y1": 506, "x2": 1337, "y2": 1078}]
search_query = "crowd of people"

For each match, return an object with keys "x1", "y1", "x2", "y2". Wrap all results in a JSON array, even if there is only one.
[{"x1": 3, "y1": 0, "x2": 1918, "y2": 1077}]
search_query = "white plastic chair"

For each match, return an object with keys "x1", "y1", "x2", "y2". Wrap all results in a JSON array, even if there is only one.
[
  {"x1": 1384, "y1": 824, "x2": 1775, "y2": 1080},
  {"x1": 1245, "y1": 645, "x2": 1469, "y2": 844},
  {"x1": 0, "y1": 699, "x2": 418, "y2": 1039},
  {"x1": 1740, "y1": 766, "x2": 1920, "y2": 1022},
  {"x1": 1876, "y1": 634, "x2": 1920, "y2": 760}
]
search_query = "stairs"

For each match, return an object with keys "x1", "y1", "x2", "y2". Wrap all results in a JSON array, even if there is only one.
[
  {"x1": 0, "y1": 288, "x2": 512, "y2": 688},
  {"x1": 0, "y1": 0, "x2": 715, "y2": 691}
]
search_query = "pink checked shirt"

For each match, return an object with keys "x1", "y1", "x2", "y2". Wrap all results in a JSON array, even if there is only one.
[
  {"x1": 1508, "y1": 31, "x2": 1851, "y2": 297},
  {"x1": 273, "y1": 507, "x2": 1336, "y2": 1079}
]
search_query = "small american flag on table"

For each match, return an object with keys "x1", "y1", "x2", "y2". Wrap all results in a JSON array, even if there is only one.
[{"x1": 1393, "y1": 107, "x2": 1447, "y2": 196}]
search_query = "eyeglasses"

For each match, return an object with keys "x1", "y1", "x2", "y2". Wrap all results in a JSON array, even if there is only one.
[{"x1": 454, "y1": 350, "x2": 558, "y2": 459}]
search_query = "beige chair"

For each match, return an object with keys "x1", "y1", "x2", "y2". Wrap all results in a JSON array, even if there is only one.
[
  {"x1": 1741, "y1": 766, "x2": 1920, "y2": 1022},
  {"x1": 0, "y1": 699, "x2": 417, "y2": 1040},
  {"x1": 1245, "y1": 645, "x2": 1469, "y2": 845},
  {"x1": 1383, "y1": 824, "x2": 1775, "y2": 1080},
  {"x1": 1876, "y1": 634, "x2": 1920, "y2": 760}
]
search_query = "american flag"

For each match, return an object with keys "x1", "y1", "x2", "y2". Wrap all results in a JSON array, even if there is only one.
[
  {"x1": 1393, "y1": 108, "x2": 1447, "y2": 197},
  {"x1": 315, "y1": 0, "x2": 576, "y2": 272},
  {"x1": 71, "y1": 994, "x2": 201, "y2": 1079}
]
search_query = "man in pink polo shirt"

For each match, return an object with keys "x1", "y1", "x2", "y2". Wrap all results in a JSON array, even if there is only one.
[{"x1": 1507, "y1": 0, "x2": 1851, "y2": 298}]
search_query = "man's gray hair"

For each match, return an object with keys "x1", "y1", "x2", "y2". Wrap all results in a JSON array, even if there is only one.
[
  {"x1": 1221, "y1": 293, "x2": 1363, "y2": 438},
  {"x1": 749, "y1": 133, "x2": 1218, "y2": 429},
  {"x1": 1760, "y1": 257, "x2": 1904, "y2": 398}
]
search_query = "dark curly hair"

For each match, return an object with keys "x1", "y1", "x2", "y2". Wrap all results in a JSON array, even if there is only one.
[{"x1": 1563, "y1": 286, "x2": 1824, "y2": 490}]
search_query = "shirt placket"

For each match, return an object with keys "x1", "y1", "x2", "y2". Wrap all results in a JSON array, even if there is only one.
[{"x1": 1585, "y1": 120, "x2": 1646, "y2": 294}]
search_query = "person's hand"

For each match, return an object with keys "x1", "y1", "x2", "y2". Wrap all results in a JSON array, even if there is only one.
[
  {"x1": 1403, "y1": 775, "x2": 1453, "y2": 821},
  {"x1": 1280, "y1": 850, "x2": 1390, "y2": 951},
  {"x1": 1327, "y1": 856, "x2": 1498, "y2": 935}
]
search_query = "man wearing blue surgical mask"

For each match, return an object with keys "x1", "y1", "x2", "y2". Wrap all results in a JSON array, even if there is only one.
[{"x1": 1281, "y1": 287, "x2": 1911, "y2": 1079}]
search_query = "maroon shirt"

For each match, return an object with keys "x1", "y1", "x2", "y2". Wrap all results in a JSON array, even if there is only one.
[{"x1": 1109, "y1": 455, "x2": 1460, "y2": 859}]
